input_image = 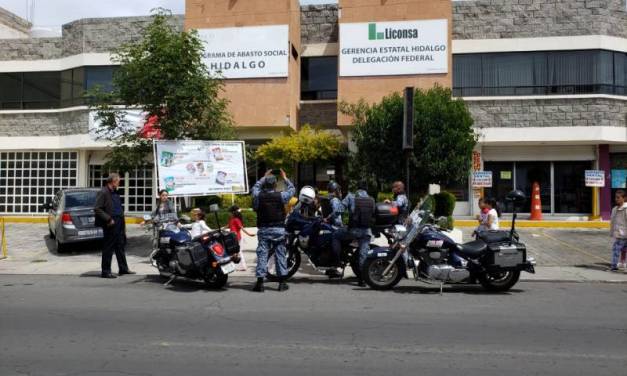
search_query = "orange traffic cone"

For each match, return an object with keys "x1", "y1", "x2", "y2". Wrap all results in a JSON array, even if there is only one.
[{"x1": 529, "y1": 181, "x2": 542, "y2": 220}]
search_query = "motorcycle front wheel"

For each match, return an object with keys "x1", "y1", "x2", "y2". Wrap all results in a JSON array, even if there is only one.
[
  {"x1": 204, "y1": 273, "x2": 228, "y2": 289},
  {"x1": 363, "y1": 258, "x2": 403, "y2": 290},
  {"x1": 477, "y1": 270, "x2": 520, "y2": 292},
  {"x1": 266, "y1": 246, "x2": 301, "y2": 281}
]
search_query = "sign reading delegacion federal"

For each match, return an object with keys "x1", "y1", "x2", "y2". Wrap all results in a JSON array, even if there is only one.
[
  {"x1": 339, "y1": 19, "x2": 448, "y2": 77},
  {"x1": 198, "y1": 25, "x2": 289, "y2": 79}
]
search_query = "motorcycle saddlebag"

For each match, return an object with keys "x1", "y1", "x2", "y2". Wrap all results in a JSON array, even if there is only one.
[
  {"x1": 374, "y1": 202, "x2": 398, "y2": 227},
  {"x1": 176, "y1": 242, "x2": 209, "y2": 270},
  {"x1": 487, "y1": 243, "x2": 526, "y2": 268},
  {"x1": 477, "y1": 230, "x2": 511, "y2": 244},
  {"x1": 222, "y1": 232, "x2": 241, "y2": 255}
]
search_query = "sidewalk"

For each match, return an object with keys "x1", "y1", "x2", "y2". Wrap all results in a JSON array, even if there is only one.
[{"x1": 1, "y1": 223, "x2": 626, "y2": 283}]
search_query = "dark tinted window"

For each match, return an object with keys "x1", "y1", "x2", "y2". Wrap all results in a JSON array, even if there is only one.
[
  {"x1": 64, "y1": 191, "x2": 98, "y2": 208},
  {"x1": 301, "y1": 56, "x2": 338, "y2": 100},
  {"x1": 22, "y1": 72, "x2": 60, "y2": 109},
  {"x1": 86, "y1": 66, "x2": 116, "y2": 92},
  {"x1": 453, "y1": 50, "x2": 626, "y2": 97},
  {"x1": 0, "y1": 73, "x2": 22, "y2": 109}
]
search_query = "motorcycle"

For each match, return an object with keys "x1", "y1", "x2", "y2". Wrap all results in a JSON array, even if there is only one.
[
  {"x1": 362, "y1": 190, "x2": 536, "y2": 293},
  {"x1": 265, "y1": 201, "x2": 399, "y2": 281},
  {"x1": 145, "y1": 204, "x2": 241, "y2": 289}
]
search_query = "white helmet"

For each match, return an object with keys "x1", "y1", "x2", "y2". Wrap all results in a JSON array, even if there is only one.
[{"x1": 298, "y1": 186, "x2": 316, "y2": 205}]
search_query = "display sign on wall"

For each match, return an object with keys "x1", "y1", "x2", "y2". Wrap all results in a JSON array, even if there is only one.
[
  {"x1": 198, "y1": 25, "x2": 289, "y2": 79},
  {"x1": 584, "y1": 170, "x2": 605, "y2": 187},
  {"x1": 154, "y1": 140, "x2": 248, "y2": 197},
  {"x1": 611, "y1": 169, "x2": 627, "y2": 189},
  {"x1": 339, "y1": 19, "x2": 448, "y2": 77},
  {"x1": 472, "y1": 171, "x2": 493, "y2": 188}
]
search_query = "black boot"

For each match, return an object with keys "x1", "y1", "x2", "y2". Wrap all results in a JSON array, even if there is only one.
[
  {"x1": 278, "y1": 277, "x2": 289, "y2": 292},
  {"x1": 252, "y1": 277, "x2": 264, "y2": 293}
]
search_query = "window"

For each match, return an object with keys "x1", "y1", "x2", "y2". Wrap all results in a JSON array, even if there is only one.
[
  {"x1": 85, "y1": 66, "x2": 116, "y2": 92},
  {"x1": 453, "y1": 50, "x2": 627, "y2": 97},
  {"x1": 0, "y1": 73, "x2": 22, "y2": 109},
  {"x1": 0, "y1": 151, "x2": 78, "y2": 214},
  {"x1": 88, "y1": 165, "x2": 153, "y2": 214},
  {"x1": 301, "y1": 56, "x2": 338, "y2": 100},
  {"x1": 22, "y1": 72, "x2": 61, "y2": 109},
  {"x1": 64, "y1": 191, "x2": 98, "y2": 208}
]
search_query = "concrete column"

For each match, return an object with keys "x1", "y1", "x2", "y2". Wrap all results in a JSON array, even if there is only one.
[{"x1": 599, "y1": 144, "x2": 611, "y2": 220}]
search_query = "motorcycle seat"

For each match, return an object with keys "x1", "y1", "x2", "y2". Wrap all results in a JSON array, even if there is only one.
[
  {"x1": 476, "y1": 230, "x2": 510, "y2": 244},
  {"x1": 457, "y1": 240, "x2": 488, "y2": 258}
]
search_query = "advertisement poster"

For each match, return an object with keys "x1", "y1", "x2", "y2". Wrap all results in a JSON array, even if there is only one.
[
  {"x1": 198, "y1": 25, "x2": 289, "y2": 79},
  {"x1": 611, "y1": 169, "x2": 627, "y2": 189},
  {"x1": 339, "y1": 19, "x2": 448, "y2": 77},
  {"x1": 154, "y1": 140, "x2": 248, "y2": 197},
  {"x1": 472, "y1": 171, "x2": 493, "y2": 188},
  {"x1": 584, "y1": 170, "x2": 605, "y2": 187}
]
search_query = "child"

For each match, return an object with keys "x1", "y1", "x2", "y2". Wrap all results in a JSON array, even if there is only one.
[
  {"x1": 484, "y1": 198, "x2": 500, "y2": 231},
  {"x1": 228, "y1": 205, "x2": 255, "y2": 271},
  {"x1": 609, "y1": 190, "x2": 627, "y2": 271},
  {"x1": 475, "y1": 198, "x2": 489, "y2": 233},
  {"x1": 189, "y1": 208, "x2": 211, "y2": 238}
]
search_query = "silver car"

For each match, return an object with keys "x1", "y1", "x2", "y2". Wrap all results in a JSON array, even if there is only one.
[{"x1": 44, "y1": 188, "x2": 104, "y2": 252}]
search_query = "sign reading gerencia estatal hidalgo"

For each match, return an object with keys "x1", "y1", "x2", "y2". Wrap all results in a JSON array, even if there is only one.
[
  {"x1": 340, "y1": 19, "x2": 448, "y2": 77},
  {"x1": 198, "y1": 25, "x2": 289, "y2": 79}
]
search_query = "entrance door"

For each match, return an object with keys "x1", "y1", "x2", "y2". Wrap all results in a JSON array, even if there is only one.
[{"x1": 515, "y1": 162, "x2": 551, "y2": 213}]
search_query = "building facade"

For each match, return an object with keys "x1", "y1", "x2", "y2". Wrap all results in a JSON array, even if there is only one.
[{"x1": 0, "y1": 0, "x2": 625, "y2": 218}]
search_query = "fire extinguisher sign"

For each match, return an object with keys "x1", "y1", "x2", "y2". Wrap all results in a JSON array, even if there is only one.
[{"x1": 585, "y1": 170, "x2": 605, "y2": 187}]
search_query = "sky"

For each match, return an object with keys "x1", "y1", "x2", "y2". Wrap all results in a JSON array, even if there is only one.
[{"x1": 0, "y1": 0, "x2": 338, "y2": 27}]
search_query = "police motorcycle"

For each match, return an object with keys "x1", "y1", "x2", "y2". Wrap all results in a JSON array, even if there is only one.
[
  {"x1": 362, "y1": 190, "x2": 536, "y2": 293},
  {"x1": 145, "y1": 204, "x2": 241, "y2": 289},
  {"x1": 266, "y1": 186, "x2": 400, "y2": 281}
]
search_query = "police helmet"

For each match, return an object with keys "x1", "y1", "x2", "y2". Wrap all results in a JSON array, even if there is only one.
[
  {"x1": 299, "y1": 186, "x2": 316, "y2": 205},
  {"x1": 327, "y1": 181, "x2": 341, "y2": 194}
]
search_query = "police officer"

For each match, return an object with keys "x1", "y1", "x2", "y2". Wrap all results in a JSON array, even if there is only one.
[
  {"x1": 251, "y1": 169, "x2": 296, "y2": 292},
  {"x1": 326, "y1": 181, "x2": 345, "y2": 278},
  {"x1": 342, "y1": 180, "x2": 375, "y2": 287},
  {"x1": 95, "y1": 173, "x2": 134, "y2": 278},
  {"x1": 389, "y1": 181, "x2": 410, "y2": 224}
]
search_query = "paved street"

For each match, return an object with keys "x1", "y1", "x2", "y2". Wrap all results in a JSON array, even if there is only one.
[{"x1": 1, "y1": 275, "x2": 626, "y2": 376}]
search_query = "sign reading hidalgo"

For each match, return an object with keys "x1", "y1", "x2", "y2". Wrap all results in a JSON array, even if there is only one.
[
  {"x1": 198, "y1": 25, "x2": 289, "y2": 79},
  {"x1": 339, "y1": 19, "x2": 448, "y2": 77}
]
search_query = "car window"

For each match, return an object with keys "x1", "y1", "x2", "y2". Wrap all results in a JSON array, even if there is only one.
[{"x1": 64, "y1": 191, "x2": 98, "y2": 209}]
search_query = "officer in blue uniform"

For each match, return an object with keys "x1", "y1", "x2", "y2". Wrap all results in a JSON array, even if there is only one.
[
  {"x1": 342, "y1": 181, "x2": 375, "y2": 287},
  {"x1": 251, "y1": 169, "x2": 296, "y2": 292},
  {"x1": 325, "y1": 181, "x2": 345, "y2": 278}
]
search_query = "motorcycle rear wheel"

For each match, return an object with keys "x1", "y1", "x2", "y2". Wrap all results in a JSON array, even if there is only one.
[
  {"x1": 204, "y1": 273, "x2": 228, "y2": 289},
  {"x1": 363, "y1": 258, "x2": 403, "y2": 290},
  {"x1": 477, "y1": 270, "x2": 520, "y2": 292},
  {"x1": 266, "y1": 247, "x2": 301, "y2": 282}
]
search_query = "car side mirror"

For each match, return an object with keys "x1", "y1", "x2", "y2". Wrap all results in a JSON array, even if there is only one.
[{"x1": 209, "y1": 204, "x2": 219, "y2": 213}]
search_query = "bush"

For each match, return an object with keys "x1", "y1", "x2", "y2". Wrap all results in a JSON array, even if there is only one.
[
  {"x1": 377, "y1": 192, "x2": 394, "y2": 202},
  {"x1": 233, "y1": 194, "x2": 253, "y2": 209},
  {"x1": 433, "y1": 191, "x2": 456, "y2": 217}
]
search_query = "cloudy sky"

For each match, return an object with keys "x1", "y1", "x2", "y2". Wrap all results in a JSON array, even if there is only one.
[{"x1": 0, "y1": 0, "x2": 337, "y2": 27}]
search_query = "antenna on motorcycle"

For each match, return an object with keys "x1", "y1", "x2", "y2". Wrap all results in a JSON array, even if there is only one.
[{"x1": 209, "y1": 204, "x2": 221, "y2": 228}]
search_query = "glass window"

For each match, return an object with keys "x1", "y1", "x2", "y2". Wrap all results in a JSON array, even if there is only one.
[
  {"x1": 85, "y1": 66, "x2": 115, "y2": 92},
  {"x1": 0, "y1": 73, "x2": 22, "y2": 109},
  {"x1": 64, "y1": 191, "x2": 99, "y2": 208},
  {"x1": 515, "y1": 162, "x2": 551, "y2": 213},
  {"x1": 301, "y1": 57, "x2": 338, "y2": 100},
  {"x1": 483, "y1": 162, "x2": 515, "y2": 212},
  {"x1": 22, "y1": 72, "x2": 60, "y2": 109},
  {"x1": 554, "y1": 161, "x2": 592, "y2": 213}
]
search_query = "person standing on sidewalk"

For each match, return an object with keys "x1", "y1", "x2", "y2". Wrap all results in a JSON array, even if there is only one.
[
  {"x1": 251, "y1": 169, "x2": 296, "y2": 292},
  {"x1": 94, "y1": 173, "x2": 135, "y2": 279},
  {"x1": 343, "y1": 181, "x2": 375, "y2": 287},
  {"x1": 609, "y1": 189, "x2": 627, "y2": 272}
]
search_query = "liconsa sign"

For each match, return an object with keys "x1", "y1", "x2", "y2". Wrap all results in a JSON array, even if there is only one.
[
  {"x1": 339, "y1": 19, "x2": 448, "y2": 77},
  {"x1": 198, "y1": 25, "x2": 289, "y2": 79}
]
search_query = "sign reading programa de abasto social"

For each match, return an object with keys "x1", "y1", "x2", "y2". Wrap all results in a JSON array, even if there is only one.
[
  {"x1": 340, "y1": 19, "x2": 448, "y2": 77},
  {"x1": 198, "y1": 25, "x2": 289, "y2": 79}
]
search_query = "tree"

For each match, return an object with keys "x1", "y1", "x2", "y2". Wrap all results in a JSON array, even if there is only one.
[
  {"x1": 88, "y1": 8, "x2": 234, "y2": 173},
  {"x1": 341, "y1": 86, "x2": 477, "y2": 193},
  {"x1": 255, "y1": 125, "x2": 344, "y2": 174}
]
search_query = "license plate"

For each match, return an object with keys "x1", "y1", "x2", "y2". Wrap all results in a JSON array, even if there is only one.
[
  {"x1": 220, "y1": 262, "x2": 236, "y2": 274},
  {"x1": 86, "y1": 217, "x2": 95, "y2": 223},
  {"x1": 78, "y1": 229, "x2": 102, "y2": 237},
  {"x1": 160, "y1": 237, "x2": 170, "y2": 243}
]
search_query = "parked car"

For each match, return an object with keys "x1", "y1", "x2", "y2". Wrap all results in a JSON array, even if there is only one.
[{"x1": 43, "y1": 188, "x2": 103, "y2": 252}]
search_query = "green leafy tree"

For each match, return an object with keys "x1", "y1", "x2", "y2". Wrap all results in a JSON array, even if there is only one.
[
  {"x1": 256, "y1": 125, "x2": 344, "y2": 174},
  {"x1": 341, "y1": 86, "x2": 476, "y2": 194},
  {"x1": 88, "y1": 8, "x2": 234, "y2": 173}
]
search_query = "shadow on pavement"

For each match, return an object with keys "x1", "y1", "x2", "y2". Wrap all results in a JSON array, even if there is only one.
[
  {"x1": 389, "y1": 284, "x2": 525, "y2": 295},
  {"x1": 43, "y1": 233, "x2": 152, "y2": 258},
  {"x1": 574, "y1": 263, "x2": 611, "y2": 271}
]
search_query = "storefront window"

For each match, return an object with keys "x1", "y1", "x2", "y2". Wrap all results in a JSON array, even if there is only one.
[
  {"x1": 554, "y1": 162, "x2": 592, "y2": 213},
  {"x1": 516, "y1": 162, "x2": 551, "y2": 213},
  {"x1": 483, "y1": 162, "x2": 514, "y2": 212},
  {"x1": 301, "y1": 56, "x2": 338, "y2": 100}
]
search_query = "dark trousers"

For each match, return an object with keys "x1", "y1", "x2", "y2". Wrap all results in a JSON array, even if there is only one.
[{"x1": 101, "y1": 216, "x2": 129, "y2": 274}]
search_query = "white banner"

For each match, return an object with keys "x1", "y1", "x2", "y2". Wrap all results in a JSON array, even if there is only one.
[
  {"x1": 585, "y1": 170, "x2": 605, "y2": 187},
  {"x1": 472, "y1": 171, "x2": 493, "y2": 188},
  {"x1": 88, "y1": 110, "x2": 145, "y2": 140},
  {"x1": 198, "y1": 25, "x2": 289, "y2": 79},
  {"x1": 339, "y1": 19, "x2": 448, "y2": 77},
  {"x1": 154, "y1": 140, "x2": 249, "y2": 197}
]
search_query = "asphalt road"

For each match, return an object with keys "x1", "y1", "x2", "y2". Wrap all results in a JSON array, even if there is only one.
[{"x1": 1, "y1": 275, "x2": 626, "y2": 376}]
